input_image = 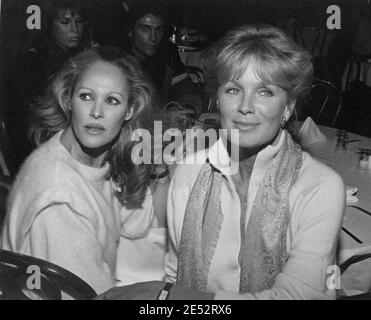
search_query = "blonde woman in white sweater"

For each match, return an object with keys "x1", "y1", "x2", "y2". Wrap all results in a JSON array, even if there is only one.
[{"x1": 1, "y1": 46, "x2": 164, "y2": 295}]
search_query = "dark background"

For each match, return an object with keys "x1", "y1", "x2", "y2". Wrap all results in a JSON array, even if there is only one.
[{"x1": 0, "y1": 0, "x2": 369, "y2": 133}]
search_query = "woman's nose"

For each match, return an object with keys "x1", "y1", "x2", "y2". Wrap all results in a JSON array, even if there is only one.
[
  {"x1": 70, "y1": 21, "x2": 78, "y2": 33},
  {"x1": 90, "y1": 102, "x2": 104, "y2": 119},
  {"x1": 238, "y1": 92, "x2": 255, "y2": 114}
]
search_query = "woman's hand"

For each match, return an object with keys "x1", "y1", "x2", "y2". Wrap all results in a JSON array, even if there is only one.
[{"x1": 94, "y1": 281, "x2": 215, "y2": 300}]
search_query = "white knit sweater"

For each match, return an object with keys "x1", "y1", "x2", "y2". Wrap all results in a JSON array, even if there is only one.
[{"x1": 1, "y1": 131, "x2": 154, "y2": 295}]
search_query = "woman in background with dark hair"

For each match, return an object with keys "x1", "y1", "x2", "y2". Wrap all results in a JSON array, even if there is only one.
[{"x1": 8, "y1": 0, "x2": 96, "y2": 172}]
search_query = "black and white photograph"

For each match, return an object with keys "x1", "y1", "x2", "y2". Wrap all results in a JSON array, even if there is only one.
[{"x1": 0, "y1": 0, "x2": 371, "y2": 304}]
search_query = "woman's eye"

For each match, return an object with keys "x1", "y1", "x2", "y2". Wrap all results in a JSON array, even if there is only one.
[
  {"x1": 106, "y1": 97, "x2": 120, "y2": 105},
  {"x1": 79, "y1": 93, "x2": 92, "y2": 101},
  {"x1": 57, "y1": 18, "x2": 70, "y2": 25},
  {"x1": 225, "y1": 87, "x2": 240, "y2": 95},
  {"x1": 259, "y1": 89, "x2": 273, "y2": 97}
]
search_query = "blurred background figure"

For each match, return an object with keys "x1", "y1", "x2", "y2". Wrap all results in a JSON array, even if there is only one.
[
  {"x1": 6, "y1": 0, "x2": 95, "y2": 173},
  {"x1": 125, "y1": 0, "x2": 197, "y2": 109}
]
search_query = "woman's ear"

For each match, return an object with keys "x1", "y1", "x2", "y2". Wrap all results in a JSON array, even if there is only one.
[
  {"x1": 66, "y1": 98, "x2": 72, "y2": 111},
  {"x1": 125, "y1": 105, "x2": 135, "y2": 121}
]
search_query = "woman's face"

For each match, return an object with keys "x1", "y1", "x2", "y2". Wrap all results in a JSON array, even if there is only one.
[
  {"x1": 52, "y1": 9, "x2": 85, "y2": 49},
  {"x1": 217, "y1": 63, "x2": 292, "y2": 150},
  {"x1": 69, "y1": 61, "x2": 134, "y2": 152}
]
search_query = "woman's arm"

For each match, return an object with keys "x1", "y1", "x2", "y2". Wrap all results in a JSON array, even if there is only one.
[
  {"x1": 28, "y1": 204, "x2": 115, "y2": 295},
  {"x1": 164, "y1": 169, "x2": 183, "y2": 284}
]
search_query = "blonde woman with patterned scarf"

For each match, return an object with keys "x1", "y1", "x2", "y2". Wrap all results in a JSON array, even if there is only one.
[{"x1": 96, "y1": 24, "x2": 345, "y2": 300}]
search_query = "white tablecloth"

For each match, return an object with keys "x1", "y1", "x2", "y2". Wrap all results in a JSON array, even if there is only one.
[
  {"x1": 303, "y1": 124, "x2": 371, "y2": 295},
  {"x1": 303, "y1": 124, "x2": 371, "y2": 262}
]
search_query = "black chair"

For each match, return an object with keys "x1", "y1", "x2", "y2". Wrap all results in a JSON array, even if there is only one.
[
  {"x1": 299, "y1": 78, "x2": 342, "y2": 127},
  {"x1": 337, "y1": 253, "x2": 371, "y2": 300},
  {"x1": 0, "y1": 249, "x2": 97, "y2": 300},
  {"x1": 0, "y1": 116, "x2": 14, "y2": 176}
]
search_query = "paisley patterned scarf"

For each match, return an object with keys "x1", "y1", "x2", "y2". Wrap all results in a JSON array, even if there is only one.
[{"x1": 176, "y1": 132, "x2": 302, "y2": 293}]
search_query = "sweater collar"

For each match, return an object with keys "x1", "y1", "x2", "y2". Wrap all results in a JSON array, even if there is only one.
[{"x1": 53, "y1": 131, "x2": 110, "y2": 182}]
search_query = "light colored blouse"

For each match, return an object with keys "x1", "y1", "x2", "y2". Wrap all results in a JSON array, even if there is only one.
[{"x1": 165, "y1": 130, "x2": 345, "y2": 299}]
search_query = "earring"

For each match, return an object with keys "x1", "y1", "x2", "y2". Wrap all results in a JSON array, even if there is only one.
[
  {"x1": 281, "y1": 108, "x2": 292, "y2": 127},
  {"x1": 280, "y1": 116, "x2": 287, "y2": 128}
]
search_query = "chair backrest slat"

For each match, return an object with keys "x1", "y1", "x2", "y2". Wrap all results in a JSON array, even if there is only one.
[{"x1": 0, "y1": 249, "x2": 97, "y2": 300}]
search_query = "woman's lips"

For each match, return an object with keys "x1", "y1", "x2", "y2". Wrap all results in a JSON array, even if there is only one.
[
  {"x1": 233, "y1": 121, "x2": 260, "y2": 131},
  {"x1": 84, "y1": 124, "x2": 105, "y2": 134},
  {"x1": 146, "y1": 45, "x2": 157, "y2": 50}
]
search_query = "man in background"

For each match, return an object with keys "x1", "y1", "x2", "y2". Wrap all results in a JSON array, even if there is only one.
[{"x1": 126, "y1": 1, "x2": 199, "y2": 111}]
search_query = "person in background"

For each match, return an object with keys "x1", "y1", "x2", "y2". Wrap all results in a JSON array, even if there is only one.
[
  {"x1": 7, "y1": 0, "x2": 95, "y2": 172},
  {"x1": 125, "y1": 0, "x2": 197, "y2": 110},
  {"x1": 96, "y1": 24, "x2": 345, "y2": 300},
  {"x1": 0, "y1": 46, "x2": 163, "y2": 296},
  {"x1": 351, "y1": 4, "x2": 371, "y2": 59}
]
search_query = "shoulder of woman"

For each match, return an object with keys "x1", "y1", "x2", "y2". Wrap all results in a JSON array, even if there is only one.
[
  {"x1": 8, "y1": 182, "x2": 100, "y2": 247},
  {"x1": 293, "y1": 151, "x2": 345, "y2": 200},
  {"x1": 301, "y1": 151, "x2": 343, "y2": 182},
  {"x1": 15, "y1": 136, "x2": 89, "y2": 191}
]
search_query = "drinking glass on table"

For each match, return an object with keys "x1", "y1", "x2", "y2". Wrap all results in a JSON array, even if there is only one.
[
  {"x1": 335, "y1": 130, "x2": 349, "y2": 153},
  {"x1": 355, "y1": 148, "x2": 371, "y2": 172}
]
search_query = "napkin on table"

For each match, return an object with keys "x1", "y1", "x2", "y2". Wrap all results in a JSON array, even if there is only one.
[
  {"x1": 346, "y1": 186, "x2": 358, "y2": 204},
  {"x1": 341, "y1": 254, "x2": 371, "y2": 296},
  {"x1": 298, "y1": 117, "x2": 327, "y2": 146}
]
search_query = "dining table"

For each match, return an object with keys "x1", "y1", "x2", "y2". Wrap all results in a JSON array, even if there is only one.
[
  {"x1": 296, "y1": 121, "x2": 371, "y2": 297},
  {"x1": 300, "y1": 124, "x2": 371, "y2": 263}
]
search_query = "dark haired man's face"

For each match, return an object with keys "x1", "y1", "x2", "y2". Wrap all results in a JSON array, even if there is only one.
[{"x1": 130, "y1": 14, "x2": 165, "y2": 59}]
